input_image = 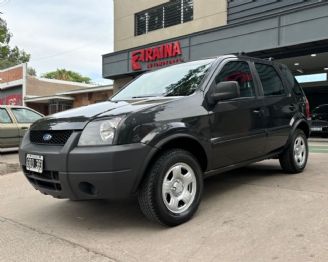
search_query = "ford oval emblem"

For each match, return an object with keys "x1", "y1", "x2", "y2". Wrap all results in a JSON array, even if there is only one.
[{"x1": 43, "y1": 134, "x2": 52, "y2": 142}]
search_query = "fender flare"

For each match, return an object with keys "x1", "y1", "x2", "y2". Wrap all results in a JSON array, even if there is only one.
[
  {"x1": 132, "y1": 133, "x2": 209, "y2": 193},
  {"x1": 285, "y1": 118, "x2": 310, "y2": 150}
]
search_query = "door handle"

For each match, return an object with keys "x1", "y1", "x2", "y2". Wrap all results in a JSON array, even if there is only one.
[{"x1": 21, "y1": 127, "x2": 29, "y2": 130}]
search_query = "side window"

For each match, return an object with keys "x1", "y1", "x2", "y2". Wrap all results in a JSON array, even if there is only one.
[
  {"x1": 215, "y1": 61, "x2": 255, "y2": 98},
  {"x1": 279, "y1": 64, "x2": 303, "y2": 96},
  {"x1": 255, "y1": 63, "x2": 285, "y2": 96},
  {"x1": 11, "y1": 108, "x2": 42, "y2": 123},
  {"x1": 0, "y1": 108, "x2": 12, "y2": 124}
]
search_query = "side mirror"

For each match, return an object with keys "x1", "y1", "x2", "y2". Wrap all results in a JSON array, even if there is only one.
[{"x1": 210, "y1": 81, "x2": 240, "y2": 103}]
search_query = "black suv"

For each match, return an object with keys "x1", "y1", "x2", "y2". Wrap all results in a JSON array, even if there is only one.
[{"x1": 19, "y1": 55, "x2": 310, "y2": 226}]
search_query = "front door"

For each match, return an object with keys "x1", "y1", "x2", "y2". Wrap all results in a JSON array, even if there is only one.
[
  {"x1": 9, "y1": 107, "x2": 43, "y2": 143},
  {"x1": 0, "y1": 108, "x2": 20, "y2": 148},
  {"x1": 208, "y1": 60, "x2": 267, "y2": 169}
]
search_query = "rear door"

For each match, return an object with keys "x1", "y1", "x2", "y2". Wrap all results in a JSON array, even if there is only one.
[
  {"x1": 254, "y1": 62, "x2": 294, "y2": 154},
  {"x1": 0, "y1": 108, "x2": 20, "y2": 148},
  {"x1": 208, "y1": 59, "x2": 267, "y2": 169}
]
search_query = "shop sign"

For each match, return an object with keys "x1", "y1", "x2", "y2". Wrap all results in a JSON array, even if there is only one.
[
  {"x1": 131, "y1": 41, "x2": 184, "y2": 71},
  {"x1": 0, "y1": 94, "x2": 22, "y2": 105}
]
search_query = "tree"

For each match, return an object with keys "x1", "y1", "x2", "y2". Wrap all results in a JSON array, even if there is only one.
[
  {"x1": 27, "y1": 67, "x2": 36, "y2": 76},
  {"x1": 0, "y1": 17, "x2": 30, "y2": 69},
  {"x1": 42, "y1": 69, "x2": 92, "y2": 84}
]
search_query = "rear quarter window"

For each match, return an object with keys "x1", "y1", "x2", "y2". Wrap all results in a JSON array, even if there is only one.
[
  {"x1": 278, "y1": 64, "x2": 303, "y2": 96},
  {"x1": 255, "y1": 63, "x2": 285, "y2": 96}
]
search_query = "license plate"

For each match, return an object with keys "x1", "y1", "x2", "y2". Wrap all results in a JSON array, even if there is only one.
[
  {"x1": 26, "y1": 154, "x2": 44, "y2": 173},
  {"x1": 311, "y1": 127, "x2": 322, "y2": 132}
]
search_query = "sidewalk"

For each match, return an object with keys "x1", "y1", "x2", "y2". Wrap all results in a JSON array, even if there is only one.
[
  {"x1": 309, "y1": 137, "x2": 328, "y2": 143},
  {"x1": 0, "y1": 153, "x2": 20, "y2": 175}
]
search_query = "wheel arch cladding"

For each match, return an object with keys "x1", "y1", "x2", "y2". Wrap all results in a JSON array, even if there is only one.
[
  {"x1": 135, "y1": 136, "x2": 208, "y2": 192},
  {"x1": 296, "y1": 120, "x2": 310, "y2": 138},
  {"x1": 157, "y1": 136, "x2": 208, "y2": 172}
]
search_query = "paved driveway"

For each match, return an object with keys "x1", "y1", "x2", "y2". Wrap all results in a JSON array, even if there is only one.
[{"x1": 1, "y1": 151, "x2": 328, "y2": 262}]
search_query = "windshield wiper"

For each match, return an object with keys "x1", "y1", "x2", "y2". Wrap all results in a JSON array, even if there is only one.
[{"x1": 131, "y1": 95, "x2": 161, "y2": 99}]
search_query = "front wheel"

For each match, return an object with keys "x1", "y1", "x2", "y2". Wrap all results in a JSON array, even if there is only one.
[
  {"x1": 138, "y1": 149, "x2": 203, "y2": 226},
  {"x1": 279, "y1": 129, "x2": 308, "y2": 174}
]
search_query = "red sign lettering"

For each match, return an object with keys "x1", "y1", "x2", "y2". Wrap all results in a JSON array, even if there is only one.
[
  {"x1": 0, "y1": 94, "x2": 22, "y2": 105},
  {"x1": 131, "y1": 41, "x2": 183, "y2": 71}
]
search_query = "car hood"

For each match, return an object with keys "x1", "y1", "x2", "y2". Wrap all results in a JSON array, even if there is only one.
[{"x1": 30, "y1": 98, "x2": 178, "y2": 131}]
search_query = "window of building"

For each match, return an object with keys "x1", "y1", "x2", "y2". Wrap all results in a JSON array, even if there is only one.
[
  {"x1": 215, "y1": 61, "x2": 256, "y2": 98},
  {"x1": 135, "y1": 0, "x2": 194, "y2": 36},
  {"x1": 48, "y1": 101, "x2": 72, "y2": 115},
  {"x1": 255, "y1": 63, "x2": 285, "y2": 96}
]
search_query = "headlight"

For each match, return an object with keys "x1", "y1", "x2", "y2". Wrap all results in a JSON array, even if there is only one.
[{"x1": 78, "y1": 117, "x2": 123, "y2": 146}]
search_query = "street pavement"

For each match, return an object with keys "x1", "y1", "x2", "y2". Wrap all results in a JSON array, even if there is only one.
[
  {"x1": 0, "y1": 153, "x2": 20, "y2": 175},
  {"x1": 0, "y1": 144, "x2": 328, "y2": 261}
]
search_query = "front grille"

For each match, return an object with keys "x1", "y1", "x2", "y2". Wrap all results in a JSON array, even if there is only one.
[
  {"x1": 30, "y1": 130, "x2": 73, "y2": 145},
  {"x1": 23, "y1": 166, "x2": 62, "y2": 191}
]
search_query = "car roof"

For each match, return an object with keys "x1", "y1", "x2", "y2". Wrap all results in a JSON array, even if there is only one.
[
  {"x1": 210, "y1": 54, "x2": 282, "y2": 67},
  {"x1": 0, "y1": 105, "x2": 27, "y2": 109}
]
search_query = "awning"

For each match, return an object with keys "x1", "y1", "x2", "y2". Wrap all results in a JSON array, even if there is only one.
[{"x1": 24, "y1": 95, "x2": 74, "y2": 104}]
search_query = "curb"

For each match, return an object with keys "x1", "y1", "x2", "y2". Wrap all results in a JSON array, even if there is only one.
[{"x1": 0, "y1": 162, "x2": 21, "y2": 175}]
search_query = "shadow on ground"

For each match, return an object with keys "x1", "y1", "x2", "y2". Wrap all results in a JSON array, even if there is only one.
[{"x1": 20, "y1": 160, "x2": 287, "y2": 231}]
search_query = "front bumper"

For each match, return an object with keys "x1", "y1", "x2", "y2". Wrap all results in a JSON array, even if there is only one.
[{"x1": 19, "y1": 132, "x2": 154, "y2": 200}]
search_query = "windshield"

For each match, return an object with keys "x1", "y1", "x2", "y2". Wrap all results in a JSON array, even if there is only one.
[
  {"x1": 111, "y1": 59, "x2": 215, "y2": 101},
  {"x1": 11, "y1": 108, "x2": 42, "y2": 123}
]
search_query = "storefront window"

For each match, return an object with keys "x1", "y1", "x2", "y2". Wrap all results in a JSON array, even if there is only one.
[
  {"x1": 48, "y1": 101, "x2": 72, "y2": 115},
  {"x1": 135, "y1": 0, "x2": 194, "y2": 36}
]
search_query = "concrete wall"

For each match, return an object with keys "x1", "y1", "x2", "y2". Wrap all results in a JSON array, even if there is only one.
[
  {"x1": 227, "y1": 0, "x2": 325, "y2": 24},
  {"x1": 114, "y1": 0, "x2": 227, "y2": 51}
]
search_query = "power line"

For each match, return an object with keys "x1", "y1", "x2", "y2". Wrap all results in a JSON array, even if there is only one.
[{"x1": 30, "y1": 42, "x2": 100, "y2": 62}]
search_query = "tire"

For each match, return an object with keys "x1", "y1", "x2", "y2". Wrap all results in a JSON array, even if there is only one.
[
  {"x1": 279, "y1": 129, "x2": 308, "y2": 174},
  {"x1": 138, "y1": 149, "x2": 203, "y2": 226}
]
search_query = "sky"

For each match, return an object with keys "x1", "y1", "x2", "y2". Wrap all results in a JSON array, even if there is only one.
[{"x1": 0, "y1": 0, "x2": 114, "y2": 85}]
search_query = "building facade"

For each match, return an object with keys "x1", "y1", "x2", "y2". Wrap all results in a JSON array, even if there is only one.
[
  {"x1": 0, "y1": 64, "x2": 113, "y2": 115},
  {"x1": 103, "y1": 0, "x2": 328, "y2": 108}
]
